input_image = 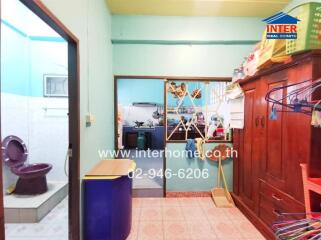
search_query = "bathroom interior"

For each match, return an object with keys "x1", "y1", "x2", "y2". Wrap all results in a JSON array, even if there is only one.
[{"x1": 1, "y1": 0, "x2": 69, "y2": 238}]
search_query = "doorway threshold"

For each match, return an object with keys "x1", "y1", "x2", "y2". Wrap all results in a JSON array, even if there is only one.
[{"x1": 133, "y1": 188, "x2": 163, "y2": 197}]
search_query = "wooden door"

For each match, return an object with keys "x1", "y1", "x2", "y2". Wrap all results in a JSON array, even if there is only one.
[
  {"x1": 239, "y1": 81, "x2": 260, "y2": 210},
  {"x1": 285, "y1": 62, "x2": 312, "y2": 202},
  {"x1": 260, "y1": 71, "x2": 288, "y2": 190}
]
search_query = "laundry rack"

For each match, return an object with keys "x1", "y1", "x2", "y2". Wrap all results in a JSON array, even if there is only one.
[
  {"x1": 265, "y1": 78, "x2": 321, "y2": 116},
  {"x1": 273, "y1": 213, "x2": 321, "y2": 240}
]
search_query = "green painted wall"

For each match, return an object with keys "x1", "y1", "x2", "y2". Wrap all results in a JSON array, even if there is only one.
[
  {"x1": 112, "y1": 15, "x2": 264, "y2": 192},
  {"x1": 113, "y1": 44, "x2": 257, "y2": 77},
  {"x1": 166, "y1": 143, "x2": 233, "y2": 192},
  {"x1": 112, "y1": 15, "x2": 265, "y2": 42},
  {"x1": 112, "y1": 15, "x2": 265, "y2": 77},
  {"x1": 42, "y1": 0, "x2": 114, "y2": 177}
]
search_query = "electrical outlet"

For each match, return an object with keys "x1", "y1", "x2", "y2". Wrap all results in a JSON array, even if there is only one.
[{"x1": 86, "y1": 113, "x2": 95, "y2": 125}]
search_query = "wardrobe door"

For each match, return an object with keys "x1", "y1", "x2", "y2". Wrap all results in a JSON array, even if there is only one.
[
  {"x1": 285, "y1": 62, "x2": 312, "y2": 202},
  {"x1": 260, "y1": 71, "x2": 288, "y2": 190},
  {"x1": 239, "y1": 81, "x2": 260, "y2": 210}
]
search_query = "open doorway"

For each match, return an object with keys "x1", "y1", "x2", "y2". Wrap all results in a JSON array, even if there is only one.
[
  {"x1": 0, "y1": 0, "x2": 79, "y2": 239},
  {"x1": 115, "y1": 77, "x2": 165, "y2": 197}
]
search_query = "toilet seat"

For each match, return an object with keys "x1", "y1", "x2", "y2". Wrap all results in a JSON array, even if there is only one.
[{"x1": 2, "y1": 135, "x2": 28, "y2": 168}]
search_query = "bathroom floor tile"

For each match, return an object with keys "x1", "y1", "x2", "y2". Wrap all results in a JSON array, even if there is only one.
[{"x1": 5, "y1": 197, "x2": 68, "y2": 240}]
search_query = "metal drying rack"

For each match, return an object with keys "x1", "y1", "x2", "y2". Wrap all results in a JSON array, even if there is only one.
[{"x1": 265, "y1": 78, "x2": 321, "y2": 117}]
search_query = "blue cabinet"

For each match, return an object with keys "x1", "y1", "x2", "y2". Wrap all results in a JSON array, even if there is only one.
[
  {"x1": 83, "y1": 160, "x2": 135, "y2": 240},
  {"x1": 123, "y1": 126, "x2": 164, "y2": 149}
]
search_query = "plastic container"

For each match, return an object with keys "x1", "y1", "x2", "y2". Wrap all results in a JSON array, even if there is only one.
[
  {"x1": 243, "y1": 43, "x2": 260, "y2": 76},
  {"x1": 83, "y1": 160, "x2": 136, "y2": 240},
  {"x1": 137, "y1": 132, "x2": 146, "y2": 150},
  {"x1": 257, "y1": 32, "x2": 290, "y2": 69},
  {"x1": 286, "y1": 2, "x2": 321, "y2": 55}
]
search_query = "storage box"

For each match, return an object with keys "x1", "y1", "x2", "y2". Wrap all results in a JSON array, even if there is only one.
[
  {"x1": 243, "y1": 43, "x2": 260, "y2": 76},
  {"x1": 286, "y1": 2, "x2": 321, "y2": 55},
  {"x1": 257, "y1": 32, "x2": 290, "y2": 69}
]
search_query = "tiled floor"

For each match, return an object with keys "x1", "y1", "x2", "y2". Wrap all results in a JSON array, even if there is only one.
[
  {"x1": 5, "y1": 197, "x2": 265, "y2": 240},
  {"x1": 4, "y1": 182, "x2": 68, "y2": 223},
  {"x1": 128, "y1": 197, "x2": 266, "y2": 240},
  {"x1": 126, "y1": 149, "x2": 164, "y2": 189},
  {"x1": 5, "y1": 197, "x2": 68, "y2": 240}
]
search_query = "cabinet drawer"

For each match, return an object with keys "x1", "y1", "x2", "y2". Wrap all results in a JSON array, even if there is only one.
[
  {"x1": 259, "y1": 179, "x2": 305, "y2": 216},
  {"x1": 259, "y1": 195, "x2": 277, "y2": 226}
]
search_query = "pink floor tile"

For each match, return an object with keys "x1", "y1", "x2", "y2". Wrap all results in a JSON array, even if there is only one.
[
  {"x1": 211, "y1": 221, "x2": 243, "y2": 239},
  {"x1": 197, "y1": 197, "x2": 215, "y2": 207},
  {"x1": 202, "y1": 206, "x2": 229, "y2": 222},
  {"x1": 164, "y1": 221, "x2": 191, "y2": 240},
  {"x1": 162, "y1": 198, "x2": 180, "y2": 207},
  {"x1": 236, "y1": 220, "x2": 264, "y2": 239},
  {"x1": 126, "y1": 221, "x2": 139, "y2": 240},
  {"x1": 179, "y1": 197, "x2": 200, "y2": 206},
  {"x1": 187, "y1": 221, "x2": 217, "y2": 240},
  {"x1": 132, "y1": 207, "x2": 142, "y2": 221},
  {"x1": 128, "y1": 198, "x2": 265, "y2": 240},
  {"x1": 226, "y1": 208, "x2": 248, "y2": 222},
  {"x1": 163, "y1": 206, "x2": 185, "y2": 221},
  {"x1": 133, "y1": 198, "x2": 143, "y2": 209},
  {"x1": 142, "y1": 198, "x2": 162, "y2": 207},
  {"x1": 182, "y1": 206, "x2": 208, "y2": 221},
  {"x1": 138, "y1": 221, "x2": 164, "y2": 240},
  {"x1": 141, "y1": 207, "x2": 163, "y2": 221}
]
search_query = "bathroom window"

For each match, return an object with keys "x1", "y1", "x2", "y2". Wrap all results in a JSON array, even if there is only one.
[{"x1": 44, "y1": 74, "x2": 68, "y2": 97}]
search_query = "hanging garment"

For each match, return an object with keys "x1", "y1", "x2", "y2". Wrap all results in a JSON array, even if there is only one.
[
  {"x1": 207, "y1": 123, "x2": 217, "y2": 138},
  {"x1": 312, "y1": 110, "x2": 319, "y2": 126},
  {"x1": 185, "y1": 139, "x2": 196, "y2": 159},
  {"x1": 311, "y1": 100, "x2": 321, "y2": 127},
  {"x1": 229, "y1": 97, "x2": 245, "y2": 129},
  {"x1": 195, "y1": 138, "x2": 206, "y2": 161},
  {"x1": 225, "y1": 83, "x2": 243, "y2": 100}
]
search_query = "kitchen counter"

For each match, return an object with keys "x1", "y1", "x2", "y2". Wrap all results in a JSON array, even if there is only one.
[{"x1": 123, "y1": 126, "x2": 164, "y2": 149}]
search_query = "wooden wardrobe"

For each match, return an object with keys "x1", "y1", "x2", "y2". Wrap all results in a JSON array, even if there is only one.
[{"x1": 232, "y1": 50, "x2": 321, "y2": 239}]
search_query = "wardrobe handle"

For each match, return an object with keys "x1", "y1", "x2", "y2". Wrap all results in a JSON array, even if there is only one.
[
  {"x1": 261, "y1": 116, "x2": 265, "y2": 128},
  {"x1": 255, "y1": 117, "x2": 259, "y2": 127},
  {"x1": 273, "y1": 209, "x2": 282, "y2": 217},
  {"x1": 272, "y1": 194, "x2": 282, "y2": 202}
]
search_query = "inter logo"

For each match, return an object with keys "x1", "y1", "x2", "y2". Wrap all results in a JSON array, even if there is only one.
[{"x1": 262, "y1": 12, "x2": 300, "y2": 39}]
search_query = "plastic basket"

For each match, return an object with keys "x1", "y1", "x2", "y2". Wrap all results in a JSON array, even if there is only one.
[
  {"x1": 257, "y1": 31, "x2": 289, "y2": 69},
  {"x1": 286, "y1": 2, "x2": 321, "y2": 55}
]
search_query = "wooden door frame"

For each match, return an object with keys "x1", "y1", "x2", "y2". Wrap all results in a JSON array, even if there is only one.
[
  {"x1": 114, "y1": 76, "x2": 168, "y2": 197},
  {"x1": 0, "y1": 1, "x2": 80, "y2": 239}
]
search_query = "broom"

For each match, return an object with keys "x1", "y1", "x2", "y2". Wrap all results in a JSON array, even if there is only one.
[{"x1": 210, "y1": 145, "x2": 235, "y2": 208}]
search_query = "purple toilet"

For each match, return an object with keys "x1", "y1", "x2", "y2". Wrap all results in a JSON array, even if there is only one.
[{"x1": 2, "y1": 135, "x2": 52, "y2": 195}]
